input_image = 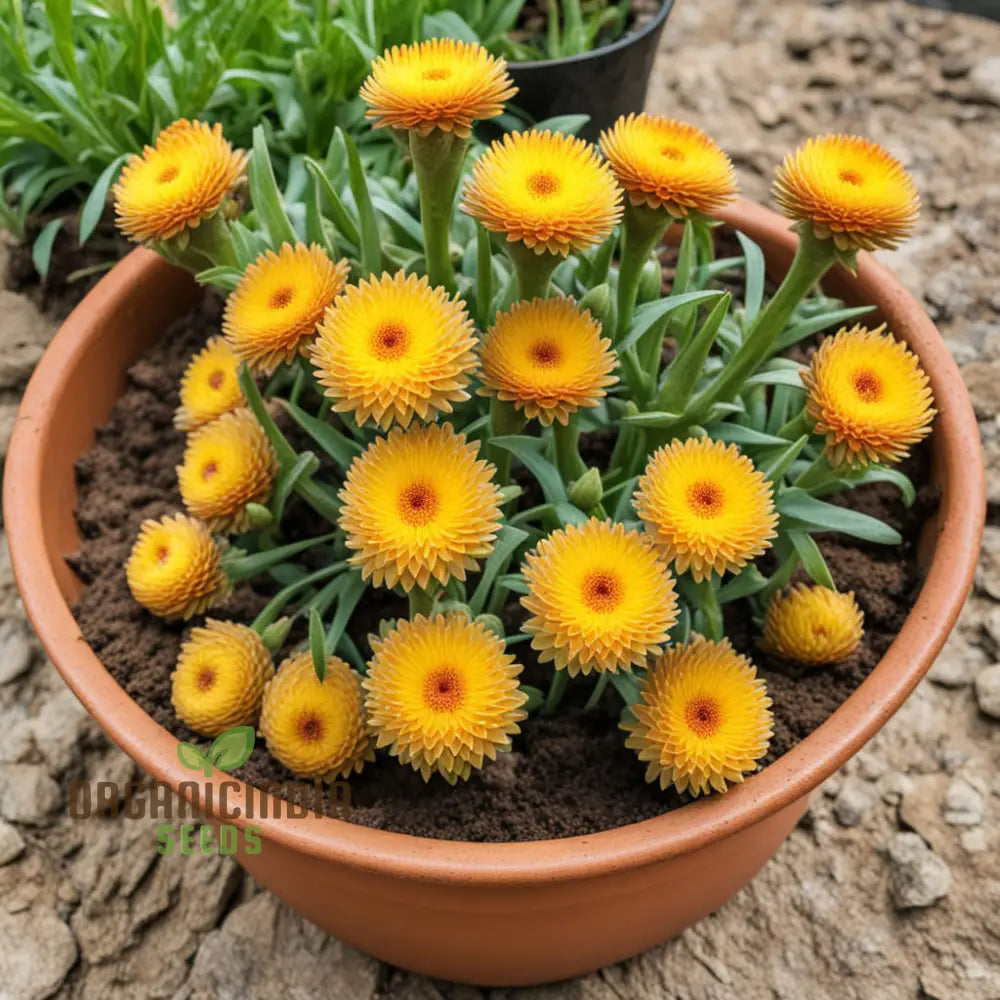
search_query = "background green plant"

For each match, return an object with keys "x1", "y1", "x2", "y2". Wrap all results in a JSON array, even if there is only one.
[{"x1": 0, "y1": 0, "x2": 647, "y2": 274}]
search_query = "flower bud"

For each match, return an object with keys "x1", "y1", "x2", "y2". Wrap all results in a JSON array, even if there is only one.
[
  {"x1": 474, "y1": 613, "x2": 505, "y2": 639},
  {"x1": 577, "y1": 282, "x2": 613, "y2": 329},
  {"x1": 568, "y1": 467, "x2": 604, "y2": 512}
]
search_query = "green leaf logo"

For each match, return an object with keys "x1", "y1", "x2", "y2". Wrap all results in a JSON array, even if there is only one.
[{"x1": 176, "y1": 726, "x2": 256, "y2": 777}]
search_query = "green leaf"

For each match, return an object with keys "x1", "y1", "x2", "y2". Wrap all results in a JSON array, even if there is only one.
[
  {"x1": 704, "y1": 422, "x2": 790, "y2": 448},
  {"x1": 309, "y1": 607, "x2": 327, "y2": 682},
  {"x1": 325, "y1": 570, "x2": 366, "y2": 661},
  {"x1": 520, "y1": 684, "x2": 545, "y2": 713},
  {"x1": 476, "y1": 224, "x2": 493, "y2": 330},
  {"x1": 31, "y1": 217, "x2": 63, "y2": 278},
  {"x1": 657, "y1": 293, "x2": 731, "y2": 411},
  {"x1": 845, "y1": 466, "x2": 917, "y2": 507},
  {"x1": 209, "y1": 726, "x2": 257, "y2": 770},
  {"x1": 304, "y1": 156, "x2": 361, "y2": 248},
  {"x1": 271, "y1": 451, "x2": 320, "y2": 526},
  {"x1": 773, "y1": 305, "x2": 875, "y2": 354},
  {"x1": 717, "y1": 566, "x2": 768, "y2": 603},
  {"x1": 609, "y1": 670, "x2": 642, "y2": 708},
  {"x1": 469, "y1": 524, "x2": 530, "y2": 615},
  {"x1": 341, "y1": 127, "x2": 381, "y2": 277},
  {"x1": 249, "y1": 125, "x2": 297, "y2": 248},
  {"x1": 777, "y1": 489, "x2": 902, "y2": 545},
  {"x1": 277, "y1": 398, "x2": 363, "y2": 471},
  {"x1": 759, "y1": 435, "x2": 809, "y2": 484},
  {"x1": 618, "y1": 290, "x2": 723, "y2": 354},
  {"x1": 788, "y1": 530, "x2": 836, "y2": 589},
  {"x1": 621, "y1": 411, "x2": 681, "y2": 429},
  {"x1": 735, "y1": 231, "x2": 765, "y2": 324},
  {"x1": 423, "y1": 10, "x2": 480, "y2": 42},
  {"x1": 79, "y1": 154, "x2": 126, "y2": 244},
  {"x1": 491, "y1": 435, "x2": 567, "y2": 503},
  {"x1": 612, "y1": 476, "x2": 639, "y2": 522},
  {"x1": 222, "y1": 532, "x2": 340, "y2": 582},
  {"x1": 529, "y1": 114, "x2": 590, "y2": 136},
  {"x1": 745, "y1": 369, "x2": 804, "y2": 389},
  {"x1": 194, "y1": 266, "x2": 243, "y2": 292},
  {"x1": 176, "y1": 742, "x2": 210, "y2": 773}
]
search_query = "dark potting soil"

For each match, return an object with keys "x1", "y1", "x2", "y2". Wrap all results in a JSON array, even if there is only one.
[{"x1": 69, "y1": 292, "x2": 938, "y2": 843}]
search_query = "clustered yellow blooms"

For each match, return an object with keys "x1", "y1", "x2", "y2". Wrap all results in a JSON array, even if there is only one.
[{"x1": 113, "y1": 37, "x2": 935, "y2": 802}]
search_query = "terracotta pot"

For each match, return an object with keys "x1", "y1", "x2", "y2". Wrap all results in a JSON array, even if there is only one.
[{"x1": 4, "y1": 199, "x2": 984, "y2": 987}]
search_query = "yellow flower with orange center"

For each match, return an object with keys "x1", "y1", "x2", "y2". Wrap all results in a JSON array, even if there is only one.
[
  {"x1": 773, "y1": 134, "x2": 920, "y2": 252},
  {"x1": 338, "y1": 423, "x2": 503, "y2": 592},
  {"x1": 171, "y1": 620, "x2": 273, "y2": 737},
  {"x1": 360, "y1": 38, "x2": 516, "y2": 137},
  {"x1": 461, "y1": 130, "x2": 624, "y2": 256},
  {"x1": 259, "y1": 652, "x2": 374, "y2": 780},
  {"x1": 223, "y1": 243, "x2": 350, "y2": 374},
  {"x1": 174, "y1": 336, "x2": 244, "y2": 431},
  {"x1": 477, "y1": 297, "x2": 617, "y2": 426},
  {"x1": 802, "y1": 323, "x2": 935, "y2": 468},
  {"x1": 113, "y1": 119, "x2": 247, "y2": 244},
  {"x1": 760, "y1": 584, "x2": 864, "y2": 666},
  {"x1": 521, "y1": 519, "x2": 678, "y2": 676},
  {"x1": 364, "y1": 613, "x2": 527, "y2": 783},
  {"x1": 126, "y1": 513, "x2": 229, "y2": 620},
  {"x1": 599, "y1": 114, "x2": 737, "y2": 216},
  {"x1": 622, "y1": 636, "x2": 773, "y2": 796},
  {"x1": 635, "y1": 438, "x2": 778, "y2": 582},
  {"x1": 177, "y1": 409, "x2": 278, "y2": 531},
  {"x1": 310, "y1": 270, "x2": 478, "y2": 430}
]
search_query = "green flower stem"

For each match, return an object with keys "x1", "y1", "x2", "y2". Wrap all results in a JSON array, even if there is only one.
[
  {"x1": 184, "y1": 211, "x2": 239, "y2": 269},
  {"x1": 688, "y1": 228, "x2": 838, "y2": 421},
  {"x1": 250, "y1": 562, "x2": 348, "y2": 633},
  {"x1": 541, "y1": 669, "x2": 569, "y2": 716},
  {"x1": 584, "y1": 672, "x2": 610, "y2": 711},
  {"x1": 552, "y1": 417, "x2": 587, "y2": 482},
  {"x1": 615, "y1": 200, "x2": 670, "y2": 344},
  {"x1": 487, "y1": 398, "x2": 527, "y2": 488},
  {"x1": 408, "y1": 584, "x2": 439, "y2": 619},
  {"x1": 409, "y1": 129, "x2": 468, "y2": 293},
  {"x1": 778, "y1": 410, "x2": 810, "y2": 441},
  {"x1": 793, "y1": 453, "x2": 841, "y2": 491},
  {"x1": 692, "y1": 577, "x2": 724, "y2": 641},
  {"x1": 238, "y1": 366, "x2": 342, "y2": 524},
  {"x1": 506, "y1": 240, "x2": 561, "y2": 301},
  {"x1": 607, "y1": 421, "x2": 642, "y2": 488}
]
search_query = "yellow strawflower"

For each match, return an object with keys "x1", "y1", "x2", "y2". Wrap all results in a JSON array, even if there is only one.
[
  {"x1": 773, "y1": 134, "x2": 920, "y2": 252},
  {"x1": 338, "y1": 424, "x2": 503, "y2": 592},
  {"x1": 521, "y1": 519, "x2": 678, "y2": 676},
  {"x1": 223, "y1": 243, "x2": 350, "y2": 374},
  {"x1": 623, "y1": 637, "x2": 773, "y2": 796},
  {"x1": 802, "y1": 323, "x2": 935, "y2": 467},
  {"x1": 360, "y1": 38, "x2": 516, "y2": 137},
  {"x1": 760, "y1": 584, "x2": 864, "y2": 665},
  {"x1": 171, "y1": 620, "x2": 273, "y2": 737},
  {"x1": 177, "y1": 409, "x2": 278, "y2": 531},
  {"x1": 461, "y1": 130, "x2": 623, "y2": 256},
  {"x1": 310, "y1": 270, "x2": 478, "y2": 430},
  {"x1": 477, "y1": 297, "x2": 617, "y2": 426},
  {"x1": 175, "y1": 336, "x2": 244, "y2": 431},
  {"x1": 113, "y1": 119, "x2": 247, "y2": 243},
  {"x1": 364, "y1": 614, "x2": 527, "y2": 783},
  {"x1": 259, "y1": 652, "x2": 373, "y2": 780},
  {"x1": 635, "y1": 438, "x2": 778, "y2": 582},
  {"x1": 125, "y1": 513, "x2": 229, "y2": 620},
  {"x1": 599, "y1": 114, "x2": 737, "y2": 216}
]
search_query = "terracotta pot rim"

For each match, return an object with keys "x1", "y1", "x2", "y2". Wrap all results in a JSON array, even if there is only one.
[{"x1": 4, "y1": 197, "x2": 984, "y2": 886}]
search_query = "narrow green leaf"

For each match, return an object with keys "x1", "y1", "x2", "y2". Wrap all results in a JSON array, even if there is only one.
[
  {"x1": 194, "y1": 266, "x2": 243, "y2": 292},
  {"x1": 271, "y1": 451, "x2": 320, "y2": 526},
  {"x1": 788, "y1": 530, "x2": 836, "y2": 589},
  {"x1": 277, "y1": 398, "x2": 363, "y2": 470},
  {"x1": 745, "y1": 369, "x2": 804, "y2": 389},
  {"x1": 777, "y1": 489, "x2": 902, "y2": 545},
  {"x1": 759, "y1": 435, "x2": 809, "y2": 484},
  {"x1": 621, "y1": 411, "x2": 681, "y2": 429},
  {"x1": 520, "y1": 685, "x2": 545, "y2": 713},
  {"x1": 304, "y1": 156, "x2": 361, "y2": 248},
  {"x1": 31, "y1": 217, "x2": 63, "y2": 278},
  {"x1": 325, "y1": 570, "x2": 366, "y2": 658},
  {"x1": 736, "y1": 231, "x2": 766, "y2": 324},
  {"x1": 469, "y1": 524, "x2": 530, "y2": 615},
  {"x1": 704, "y1": 422, "x2": 789, "y2": 448},
  {"x1": 222, "y1": 532, "x2": 340, "y2": 582},
  {"x1": 309, "y1": 607, "x2": 327, "y2": 681},
  {"x1": 618, "y1": 290, "x2": 722, "y2": 353},
  {"x1": 845, "y1": 466, "x2": 917, "y2": 507},
  {"x1": 341, "y1": 128, "x2": 381, "y2": 277},
  {"x1": 249, "y1": 125, "x2": 297, "y2": 248},
  {"x1": 717, "y1": 566, "x2": 768, "y2": 603},
  {"x1": 657, "y1": 293, "x2": 731, "y2": 411},
  {"x1": 773, "y1": 304, "x2": 875, "y2": 354},
  {"x1": 79, "y1": 154, "x2": 126, "y2": 244},
  {"x1": 491, "y1": 435, "x2": 567, "y2": 503},
  {"x1": 612, "y1": 476, "x2": 639, "y2": 522}
]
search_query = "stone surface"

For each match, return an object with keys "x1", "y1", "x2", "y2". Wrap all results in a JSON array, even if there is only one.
[
  {"x1": 886, "y1": 833, "x2": 952, "y2": 910},
  {"x1": 0, "y1": 1, "x2": 999, "y2": 998}
]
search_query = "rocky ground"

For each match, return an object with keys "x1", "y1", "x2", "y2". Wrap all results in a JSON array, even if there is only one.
[{"x1": 0, "y1": 0, "x2": 998, "y2": 997}]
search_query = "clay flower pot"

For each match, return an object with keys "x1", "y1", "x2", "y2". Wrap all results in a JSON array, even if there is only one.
[{"x1": 3, "y1": 199, "x2": 984, "y2": 987}]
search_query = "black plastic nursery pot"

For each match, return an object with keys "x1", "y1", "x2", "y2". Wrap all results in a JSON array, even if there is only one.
[{"x1": 507, "y1": 0, "x2": 674, "y2": 139}]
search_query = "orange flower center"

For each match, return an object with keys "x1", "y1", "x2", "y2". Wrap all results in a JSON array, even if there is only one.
[
  {"x1": 581, "y1": 570, "x2": 624, "y2": 613},
  {"x1": 423, "y1": 67, "x2": 451, "y2": 81},
  {"x1": 196, "y1": 668, "x2": 216, "y2": 692},
  {"x1": 687, "y1": 480, "x2": 724, "y2": 518},
  {"x1": 208, "y1": 369, "x2": 225, "y2": 391},
  {"x1": 371, "y1": 321, "x2": 410, "y2": 361},
  {"x1": 297, "y1": 712, "x2": 324, "y2": 743},
  {"x1": 660, "y1": 145, "x2": 684, "y2": 161},
  {"x1": 269, "y1": 286, "x2": 295, "y2": 310},
  {"x1": 852, "y1": 368, "x2": 883, "y2": 402},
  {"x1": 528, "y1": 171, "x2": 561, "y2": 199},
  {"x1": 201, "y1": 461, "x2": 219, "y2": 482},
  {"x1": 528, "y1": 339, "x2": 562, "y2": 368},
  {"x1": 422, "y1": 667, "x2": 465, "y2": 712},
  {"x1": 156, "y1": 545, "x2": 170, "y2": 565},
  {"x1": 838, "y1": 169, "x2": 863, "y2": 187},
  {"x1": 398, "y1": 482, "x2": 439, "y2": 527},
  {"x1": 685, "y1": 696, "x2": 722, "y2": 738},
  {"x1": 158, "y1": 165, "x2": 180, "y2": 184}
]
